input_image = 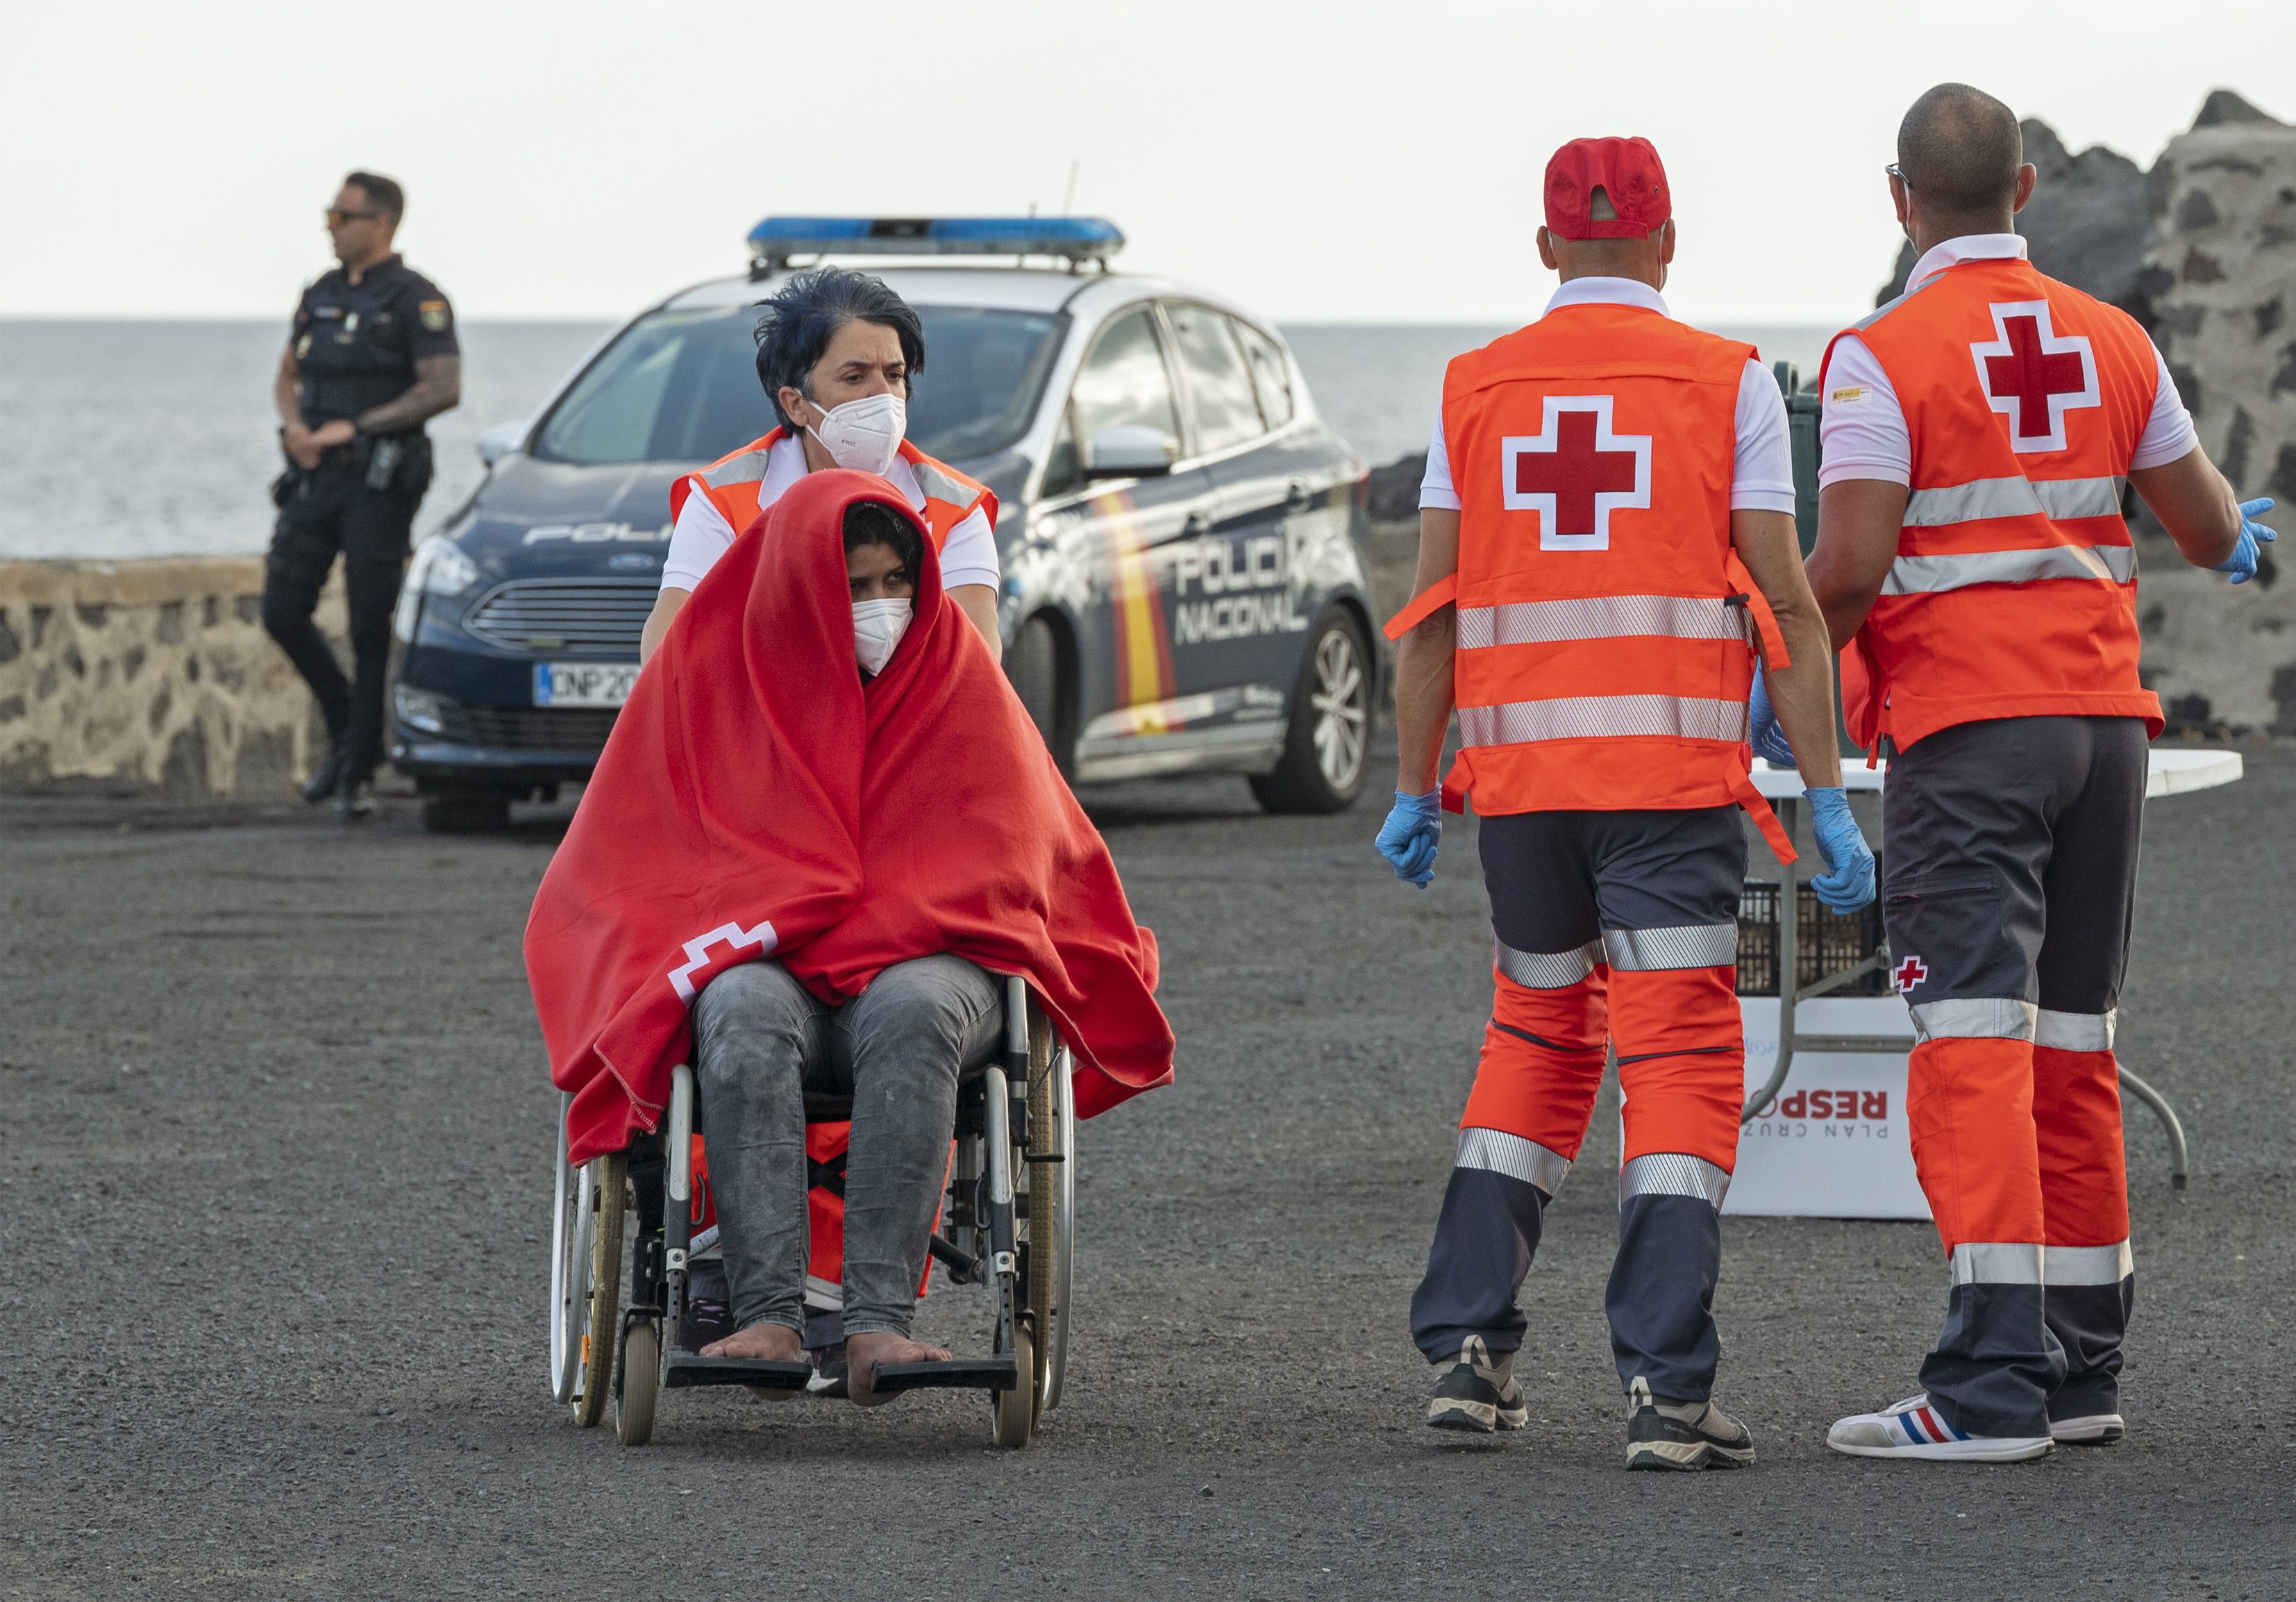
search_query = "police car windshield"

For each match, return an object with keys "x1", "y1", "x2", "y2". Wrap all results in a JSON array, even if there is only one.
[{"x1": 533, "y1": 302, "x2": 1066, "y2": 467}]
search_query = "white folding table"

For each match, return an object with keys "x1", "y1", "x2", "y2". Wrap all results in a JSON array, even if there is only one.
[{"x1": 1726, "y1": 748, "x2": 2241, "y2": 1219}]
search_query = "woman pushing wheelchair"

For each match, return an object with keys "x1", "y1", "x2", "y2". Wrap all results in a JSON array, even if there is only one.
[{"x1": 526, "y1": 469, "x2": 1173, "y2": 1440}]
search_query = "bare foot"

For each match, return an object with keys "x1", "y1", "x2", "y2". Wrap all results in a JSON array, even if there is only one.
[
  {"x1": 846, "y1": 1330, "x2": 952, "y2": 1407},
  {"x1": 701, "y1": 1321, "x2": 805, "y2": 1399}
]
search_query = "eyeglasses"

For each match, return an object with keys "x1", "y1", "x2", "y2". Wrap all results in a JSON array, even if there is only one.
[
  {"x1": 1885, "y1": 163, "x2": 1907, "y2": 185},
  {"x1": 324, "y1": 207, "x2": 383, "y2": 226}
]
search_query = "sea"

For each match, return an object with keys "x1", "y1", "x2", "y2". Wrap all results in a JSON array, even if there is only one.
[{"x1": 0, "y1": 319, "x2": 1832, "y2": 562}]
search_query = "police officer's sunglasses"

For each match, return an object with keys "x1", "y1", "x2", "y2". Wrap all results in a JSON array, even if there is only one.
[{"x1": 325, "y1": 207, "x2": 383, "y2": 226}]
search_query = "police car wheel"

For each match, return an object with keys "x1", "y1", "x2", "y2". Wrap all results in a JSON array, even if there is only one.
[
  {"x1": 420, "y1": 790, "x2": 512, "y2": 834},
  {"x1": 1009, "y1": 615, "x2": 1072, "y2": 778},
  {"x1": 1250, "y1": 611, "x2": 1371, "y2": 815}
]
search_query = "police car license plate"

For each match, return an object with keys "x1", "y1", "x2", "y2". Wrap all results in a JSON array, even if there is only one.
[{"x1": 533, "y1": 662, "x2": 638, "y2": 708}]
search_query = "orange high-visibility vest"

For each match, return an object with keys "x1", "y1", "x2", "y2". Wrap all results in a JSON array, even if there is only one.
[
  {"x1": 668, "y1": 428, "x2": 996, "y2": 555},
  {"x1": 1822, "y1": 256, "x2": 2163, "y2": 751},
  {"x1": 1386, "y1": 302, "x2": 1791, "y2": 856}
]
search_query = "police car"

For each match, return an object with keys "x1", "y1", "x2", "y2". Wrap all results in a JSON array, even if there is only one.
[{"x1": 387, "y1": 217, "x2": 1379, "y2": 832}]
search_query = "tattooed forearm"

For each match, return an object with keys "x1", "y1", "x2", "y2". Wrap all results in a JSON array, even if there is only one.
[{"x1": 355, "y1": 354, "x2": 462, "y2": 435}]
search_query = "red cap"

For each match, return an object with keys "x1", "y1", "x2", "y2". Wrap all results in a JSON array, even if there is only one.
[{"x1": 1543, "y1": 137, "x2": 1671, "y2": 240}]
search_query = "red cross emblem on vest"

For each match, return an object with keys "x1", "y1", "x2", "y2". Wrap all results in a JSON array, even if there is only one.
[
  {"x1": 1970, "y1": 301, "x2": 2098, "y2": 454},
  {"x1": 1500, "y1": 395, "x2": 1652, "y2": 551},
  {"x1": 1893, "y1": 954, "x2": 1928, "y2": 992}
]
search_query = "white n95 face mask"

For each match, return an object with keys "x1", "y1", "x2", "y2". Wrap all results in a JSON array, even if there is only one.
[
  {"x1": 852, "y1": 596, "x2": 913, "y2": 675},
  {"x1": 807, "y1": 392, "x2": 907, "y2": 476}
]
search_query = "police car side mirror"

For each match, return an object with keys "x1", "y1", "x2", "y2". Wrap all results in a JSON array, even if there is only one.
[
  {"x1": 477, "y1": 420, "x2": 527, "y2": 466},
  {"x1": 1083, "y1": 424, "x2": 1176, "y2": 479}
]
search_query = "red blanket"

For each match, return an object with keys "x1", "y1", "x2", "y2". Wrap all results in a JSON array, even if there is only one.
[{"x1": 526, "y1": 469, "x2": 1173, "y2": 1165}]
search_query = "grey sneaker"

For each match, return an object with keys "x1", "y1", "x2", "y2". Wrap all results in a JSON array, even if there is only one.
[
  {"x1": 1425, "y1": 1335, "x2": 1528, "y2": 1433},
  {"x1": 2049, "y1": 1410, "x2": 2125, "y2": 1446},
  {"x1": 1625, "y1": 1375, "x2": 1755, "y2": 1470}
]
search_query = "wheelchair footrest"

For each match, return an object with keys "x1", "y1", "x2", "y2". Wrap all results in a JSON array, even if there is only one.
[
  {"x1": 662, "y1": 1353, "x2": 813, "y2": 1391},
  {"x1": 869, "y1": 1357, "x2": 1019, "y2": 1393}
]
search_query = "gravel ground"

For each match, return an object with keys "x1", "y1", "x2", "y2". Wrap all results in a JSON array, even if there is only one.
[{"x1": 3, "y1": 744, "x2": 2292, "y2": 1601}]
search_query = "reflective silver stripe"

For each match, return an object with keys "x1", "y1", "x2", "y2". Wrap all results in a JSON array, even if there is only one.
[
  {"x1": 2034, "y1": 478, "x2": 2127, "y2": 520},
  {"x1": 1903, "y1": 474, "x2": 2123, "y2": 527},
  {"x1": 1883, "y1": 543, "x2": 2136, "y2": 596},
  {"x1": 1909, "y1": 998, "x2": 2038, "y2": 1042},
  {"x1": 1620, "y1": 1152, "x2": 1732, "y2": 1208},
  {"x1": 1602, "y1": 924, "x2": 1738, "y2": 971},
  {"x1": 1457, "y1": 694, "x2": 1748, "y2": 749},
  {"x1": 2034, "y1": 1008, "x2": 2117, "y2": 1051},
  {"x1": 1455, "y1": 594, "x2": 1743, "y2": 650},
  {"x1": 1952, "y1": 1242, "x2": 2043, "y2": 1286},
  {"x1": 1494, "y1": 937, "x2": 1601, "y2": 990},
  {"x1": 702, "y1": 449, "x2": 773, "y2": 490},
  {"x1": 910, "y1": 456, "x2": 980, "y2": 512},
  {"x1": 1457, "y1": 1127, "x2": 1573, "y2": 1196},
  {"x1": 2043, "y1": 1240, "x2": 2134, "y2": 1285}
]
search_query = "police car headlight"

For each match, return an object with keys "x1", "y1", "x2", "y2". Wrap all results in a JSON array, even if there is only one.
[
  {"x1": 411, "y1": 537, "x2": 480, "y2": 596},
  {"x1": 393, "y1": 685, "x2": 447, "y2": 735},
  {"x1": 394, "y1": 537, "x2": 480, "y2": 641}
]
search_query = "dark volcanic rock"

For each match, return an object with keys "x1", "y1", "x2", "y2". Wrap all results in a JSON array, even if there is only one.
[
  {"x1": 2193, "y1": 88, "x2": 2287, "y2": 128},
  {"x1": 1366, "y1": 452, "x2": 1428, "y2": 523}
]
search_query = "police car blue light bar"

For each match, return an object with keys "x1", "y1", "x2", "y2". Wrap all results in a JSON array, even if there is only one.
[{"x1": 746, "y1": 216, "x2": 1125, "y2": 269}]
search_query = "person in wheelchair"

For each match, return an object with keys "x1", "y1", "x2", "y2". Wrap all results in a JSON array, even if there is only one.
[
  {"x1": 528, "y1": 469, "x2": 1173, "y2": 1412},
  {"x1": 688, "y1": 501, "x2": 1000, "y2": 1398}
]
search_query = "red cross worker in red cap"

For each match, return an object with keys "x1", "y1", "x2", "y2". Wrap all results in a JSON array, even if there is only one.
[
  {"x1": 1808, "y1": 83, "x2": 2271, "y2": 1465},
  {"x1": 1375, "y1": 134, "x2": 1874, "y2": 1469}
]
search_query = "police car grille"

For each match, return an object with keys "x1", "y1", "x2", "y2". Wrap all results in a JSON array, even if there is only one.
[
  {"x1": 463, "y1": 579, "x2": 657, "y2": 652},
  {"x1": 435, "y1": 705, "x2": 620, "y2": 753}
]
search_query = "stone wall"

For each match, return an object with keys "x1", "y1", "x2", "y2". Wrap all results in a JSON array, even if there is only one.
[
  {"x1": 2140, "y1": 101, "x2": 2296, "y2": 732},
  {"x1": 0, "y1": 558, "x2": 342, "y2": 796}
]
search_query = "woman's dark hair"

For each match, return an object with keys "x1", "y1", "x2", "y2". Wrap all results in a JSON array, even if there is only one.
[
  {"x1": 842, "y1": 499, "x2": 925, "y2": 583},
  {"x1": 753, "y1": 268, "x2": 926, "y2": 433}
]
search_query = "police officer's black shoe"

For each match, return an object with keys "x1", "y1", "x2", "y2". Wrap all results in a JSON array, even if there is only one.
[
  {"x1": 1625, "y1": 1375, "x2": 1754, "y2": 1470},
  {"x1": 1425, "y1": 1335, "x2": 1528, "y2": 1433},
  {"x1": 301, "y1": 740, "x2": 349, "y2": 804},
  {"x1": 335, "y1": 771, "x2": 375, "y2": 821}
]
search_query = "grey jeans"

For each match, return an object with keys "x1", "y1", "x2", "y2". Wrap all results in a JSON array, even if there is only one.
[{"x1": 692, "y1": 955, "x2": 1001, "y2": 1342}]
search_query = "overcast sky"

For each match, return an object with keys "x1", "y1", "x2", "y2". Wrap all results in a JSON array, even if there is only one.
[{"x1": 2, "y1": 0, "x2": 2286, "y2": 328}]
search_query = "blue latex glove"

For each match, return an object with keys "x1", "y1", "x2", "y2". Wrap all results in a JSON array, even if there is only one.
[
  {"x1": 1748, "y1": 674, "x2": 1797, "y2": 767},
  {"x1": 1807, "y1": 786, "x2": 1877, "y2": 913},
  {"x1": 2214, "y1": 497, "x2": 2278, "y2": 584},
  {"x1": 1376, "y1": 789, "x2": 1441, "y2": 889}
]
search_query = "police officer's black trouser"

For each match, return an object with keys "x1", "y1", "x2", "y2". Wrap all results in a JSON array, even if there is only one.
[
  {"x1": 1411, "y1": 806, "x2": 1749, "y2": 1402},
  {"x1": 263, "y1": 451, "x2": 426, "y2": 782},
  {"x1": 1883, "y1": 715, "x2": 2145, "y2": 1438}
]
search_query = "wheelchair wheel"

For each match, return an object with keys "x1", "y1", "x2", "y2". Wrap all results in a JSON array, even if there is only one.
[
  {"x1": 1044, "y1": 1043, "x2": 1077, "y2": 1412},
  {"x1": 548, "y1": 1098, "x2": 587, "y2": 1405},
  {"x1": 571, "y1": 1151, "x2": 627, "y2": 1428},
  {"x1": 614, "y1": 1317, "x2": 660, "y2": 1447},
  {"x1": 1025, "y1": 1010, "x2": 1059, "y2": 1425},
  {"x1": 992, "y1": 1308, "x2": 1037, "y2": 1450}
]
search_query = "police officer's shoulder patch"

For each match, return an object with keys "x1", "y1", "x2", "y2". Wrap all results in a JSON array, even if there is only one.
[{"x1": 419, "y1": 299, "x2": 451, "y2": 333}]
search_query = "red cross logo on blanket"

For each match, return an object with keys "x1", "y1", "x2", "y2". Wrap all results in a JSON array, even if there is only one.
[
  {"x1": 1501, "y1": 395, "x2": 1652, "y2": 551},
  {"x1": 1971, "y1": 301, "x2": 2099, "y2": 454},
  {"x1": 1893, "y1": 955, "x2": 1928, "y2": 993}
]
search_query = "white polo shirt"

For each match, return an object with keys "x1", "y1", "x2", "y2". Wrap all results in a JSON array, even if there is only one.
[
  {"x1": 1418, "y1": 277, "x2": 1799, "y2": 515},
  {"x1": 660, "y1": 432, "x2": 1001, "y2": 594},
  {"x1": 1818, "y1": 233, "x2": 2197, "y2": 488}
]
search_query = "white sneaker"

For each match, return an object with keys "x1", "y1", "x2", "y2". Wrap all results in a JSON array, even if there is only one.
[
  {"x1": 1827, "y1": 1393, "x2": 2052, "y2": 1462},
  {"x1": 2050, "y1": 1411, "x2": 2125, "y2": 1445}
]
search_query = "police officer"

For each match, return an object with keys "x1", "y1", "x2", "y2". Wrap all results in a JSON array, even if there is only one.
[{"x1": 267, "y1": 171, "x2": 460, "y2": 818}]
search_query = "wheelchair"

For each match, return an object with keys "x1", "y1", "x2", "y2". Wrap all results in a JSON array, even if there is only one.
[{"x1": 548, "y1": 975, "x2": 1076, "y2": 1448}]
